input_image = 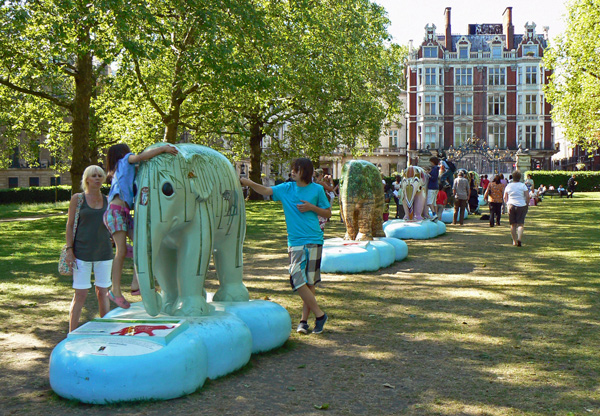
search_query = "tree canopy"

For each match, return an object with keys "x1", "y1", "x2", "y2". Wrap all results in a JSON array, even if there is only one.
[
  {"x1": 0, "y1": 0, "x2": 406, "y2": 195},
  {"x1": 0, "y1": 0, "x2": 122, "y2": 191},
  {"x1": 545, "y1": 0, "x2": 600, "y2": 151}
]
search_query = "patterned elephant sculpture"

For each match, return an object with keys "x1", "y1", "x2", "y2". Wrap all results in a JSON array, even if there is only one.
[
  {"x1": 133, "y1": 143, "x2": 249, "y2": 317},
  {"x1": 339, "y1": 160, "x2": 385, "y2": 241},
  {"x1": 401, "y1": 166, "x2": 428, "y2": 221}
]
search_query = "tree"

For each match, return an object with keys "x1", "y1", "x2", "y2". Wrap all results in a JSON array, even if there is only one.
[
  {"x1": 193, "y1": 0, "x2": 406, "y2": 199},
  {"x1": 545, "y1": 0, "x2": 600, "y2": 151},
  {"x1": 109, "y1": 0, "x2": 405, "y2": 199},
  {"x1": 0, "y1": 0, "x2": 122, "y2": 192}
]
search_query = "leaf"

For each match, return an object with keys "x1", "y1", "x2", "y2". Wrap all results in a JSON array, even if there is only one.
[
  {"x1": 297, "y1": 364, "x2": 306, "y2": 369},
  {"x1": 383, "y1": 383, "x2": 395, "y2": 389},
  {"x1": 287, "y1": 386, "x2": 295, "y2": 391},
  {"x1": 314, "y1": 403, "x2": 330, "y2": 410}
]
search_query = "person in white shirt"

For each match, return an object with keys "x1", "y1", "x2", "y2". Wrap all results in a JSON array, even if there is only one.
[{"x1": 503, "y1": 170, "x2": 530, "y2": 247}]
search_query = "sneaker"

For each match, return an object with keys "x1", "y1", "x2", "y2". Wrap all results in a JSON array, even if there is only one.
[
  {"x1": 296, "y1": 322, "x2": 309, "y2": 334},
  {"x1": 313, "y1": 313, "x2": 328, "y2": 335}
]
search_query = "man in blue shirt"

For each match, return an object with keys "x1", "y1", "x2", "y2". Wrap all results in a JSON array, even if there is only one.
[{"x1": 241, "y1": 158, "x2": 331, "y2": 335}]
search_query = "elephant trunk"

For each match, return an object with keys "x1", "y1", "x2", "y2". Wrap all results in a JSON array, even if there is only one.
[{"x1": 134, "y1": 192, "x2": 162, "y2": 317}]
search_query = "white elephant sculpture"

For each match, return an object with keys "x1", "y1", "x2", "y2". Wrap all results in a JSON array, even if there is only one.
[
  {"x1": 401, "y1": 166, "x2": 428, "y2": 221},
  {"x1": 133, "y1": 143, "x2": 249, "y2": 317}
]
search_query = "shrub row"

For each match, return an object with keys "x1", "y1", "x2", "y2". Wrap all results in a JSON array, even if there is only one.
[
  {"x1": 0, "y1": 185, "x2": 110, "y2": 204},
  {"x1": 524, "y1": 171, "x2": 600, "y2": 192}
]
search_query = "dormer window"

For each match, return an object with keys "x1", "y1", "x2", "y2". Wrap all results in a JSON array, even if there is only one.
[
  {"x1": 423, "y1": 46, "x2": 438, "y2": 58},
  {"x1": 523, "y1": 44, "x2": 537, "y2": 57},
  {"x1": 457, "y1": 37, "x2": 471, "y2": 60}
]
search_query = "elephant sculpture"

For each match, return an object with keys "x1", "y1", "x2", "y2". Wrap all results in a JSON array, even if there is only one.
[
  {"x1": 339, "y1": 160, "x2": 385, "y2": 240},
  {"x1": 401, "y1": 166, "x2": 428, "y2": 221},
  {"x1": 133, "y1": 143, "x2": 249, "y2": 317}
]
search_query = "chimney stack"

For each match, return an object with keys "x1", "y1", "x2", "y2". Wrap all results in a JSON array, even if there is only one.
[
  {"x1": 444, "y1": 7, "x2": 452, "y2": 50},
  {"x1": 503, "y1": 7, "x2": 514, "y2": 50}
]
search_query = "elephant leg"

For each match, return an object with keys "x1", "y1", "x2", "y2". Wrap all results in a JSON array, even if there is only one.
[
  {"x1": 343, "y1": 205, "x2": 358, "y2": 240},
  {"x1": 402, "y1": 200, "x2": 411, "y2": 220},
  {"x1": 213, "y1": 234, "x2": 249, "y2": 302},
  {"x1": 356, "y1": 202, "x2": 374, "y2": 241},
  {"x1": 152, "y1": 246, "x2": 179, "y2": 315},
  {"x1": 171, "y1": 235, "x2": 210, "y2": 316}
]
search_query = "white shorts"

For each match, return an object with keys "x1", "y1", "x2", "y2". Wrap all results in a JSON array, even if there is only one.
[
  {"x1": 427, "y1": 190, "x2": 438, "y2": 205},
  {"x1": 72, "y1": 259, "x2": 113, "y2": 290}
]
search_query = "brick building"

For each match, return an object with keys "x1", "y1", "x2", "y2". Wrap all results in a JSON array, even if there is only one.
[{"x1": 405, "y1": 7, "x2": 556, "y2": 173}]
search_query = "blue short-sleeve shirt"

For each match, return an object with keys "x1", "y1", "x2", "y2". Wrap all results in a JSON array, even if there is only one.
[
  {"x1": 107, "y1": 153, "x2": 136, "y2": 207},
  {"x1": 271, "y1": 182, "x2": 331, "y2": 247}
]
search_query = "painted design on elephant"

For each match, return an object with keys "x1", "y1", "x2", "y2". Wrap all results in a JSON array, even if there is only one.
[
  {"x1": 134, "y1": 143, "x2": 249, "y2": 317},
  {"x1": 110, "y1": 325, "x2": 175, "y2": 336},
  {"x1": 339, "y1": 160, "x2": 385, "y2": 241},
  {"x1": 401, "y1": 166, "x2": 428, "y2": 221}
]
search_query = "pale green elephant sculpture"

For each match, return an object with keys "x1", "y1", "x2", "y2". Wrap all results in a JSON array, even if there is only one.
[{"x1": 133, "y1": 143, "x2": 249, "y2": 317}]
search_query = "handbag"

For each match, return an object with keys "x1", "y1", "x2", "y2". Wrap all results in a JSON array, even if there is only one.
[{"x1": 58, "y1": 193, "x2": 84, "y2": 276}]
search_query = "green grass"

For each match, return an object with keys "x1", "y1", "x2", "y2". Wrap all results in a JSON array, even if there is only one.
[
  {"x1": 0, "y1": 201, "x2": 69, "y2": 219},
  {"x1": 1, "y1": 194, "x2": 600, "y2": 415}
]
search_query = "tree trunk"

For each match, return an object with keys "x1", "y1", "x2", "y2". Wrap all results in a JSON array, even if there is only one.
[
  {"x1": 247, "y1": 118, "x2": 264, "y2": 201},
  {"x1": 69, "y1": 40, "x2": 94, "y2": 194}
]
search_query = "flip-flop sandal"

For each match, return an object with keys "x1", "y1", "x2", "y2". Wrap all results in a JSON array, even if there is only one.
[
  {"x1": 131, "y1": 289, "x2": 141, "y2": 296},
  {"x1": 108, "y1": 290, "x2": 131, "y2": 309}
]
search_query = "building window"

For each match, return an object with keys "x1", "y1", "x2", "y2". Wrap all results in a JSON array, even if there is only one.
[
  {"x1": 488, "y1": 124, "x2": 506, "y2": 148},
  {"x1": 459, "y1": 46, "x2": 469, "y2": 59},
  {"x1": 455, "y1": 95, "x2": 473, "y2": 116},
  {"x1": 455, "y1": 68, "x2": 472, "y2": 86},
  {"x1": 50, "y1": 176, "x2": 62, "y2": 186},
  {"x1": 488, "y1": 67, "x2": 505, "y2": 85},
  {"x1": 424, "y1": 95, "x2": 437, "y2": 115},
  {"x1": 29, "y1": 177, "x2": 40, "y2": 187},
  {"x1": 388, "y1": 129, "x2": 399, "y2": 148},
  {"x1": 8, "y1": 177, "x2": 18, "y2": 188},
  {"x1": 424, "y1": 125, "x2": 437, "y2": 149},
  {"x1": 525, "y1": 94, "x2": 537, "y2": 114},
  {"x1": 423, "y1": 46, "x2": 437, "y2": 58},
  {"x1": 524, "y1": 125, "x2": 538, "y2": 149},
  {"x1": 492, "y1": 46, "x2": 502, "y2": 59},
  {"x1": 425, "y1": 68, "x2": 436, "y2": 85},
  {"x1": 488, "y1": 94, "x2": 506, "y2": 115},
  {"x1": 525, "y1": 66, "x2": 538, "y2": 84},
  {"x1": 454, "y1": 124, "x2": 472, "y2": 147},
  {"x1": 523, "y1": 45, "x2": 538, "y2": 57}
]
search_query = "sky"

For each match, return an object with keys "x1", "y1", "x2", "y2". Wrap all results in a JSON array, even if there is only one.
[{"x1": 374, "y1": 0, "x2": 569, "y2": 45}]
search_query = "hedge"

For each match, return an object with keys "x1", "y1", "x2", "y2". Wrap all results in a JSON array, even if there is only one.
[
  {"x1": 0, "y1": 185, "x2": 110, "y2": 204},
  {"x1": 524, "y1": 171, "x2": 600, "y2": 192}
]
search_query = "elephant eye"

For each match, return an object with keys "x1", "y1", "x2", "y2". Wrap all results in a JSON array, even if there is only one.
[
  {"x1": 162, "y1": 182, "x2": 174, "y2": 197},
  {"x1": 133, "y1": 183, "x2": 138, "y2": 197}
]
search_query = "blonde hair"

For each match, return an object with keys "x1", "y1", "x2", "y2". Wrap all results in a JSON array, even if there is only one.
[{"x1": 81, "y1": 165, "x2": 106, "y2": 192}]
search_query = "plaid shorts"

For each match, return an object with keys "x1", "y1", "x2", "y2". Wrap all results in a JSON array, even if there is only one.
[
  {"x1": 103, "y1": 204, "x2": 133, "y2": 235},
  {"x1": 288, "y1": 244, "x2": 323, "y2": 291}
]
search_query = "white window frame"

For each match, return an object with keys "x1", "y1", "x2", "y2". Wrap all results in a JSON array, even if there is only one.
[
  {"x1": 455, "y1": 67, "x2": 473, "y2": 86},
  {"x1": 525, "y1": 66, "x2": 538, "y2": 84},
  {"x1": 425, "y1": 68, "x2": 436, "y2": 85},
  {"x1": 488, "y1": 67, "x2": 506, "y2": 85},
  {"x1": 424, "y1": 125, "x2": 438, "y2": 149},
  {"x1": 525, "y1": 94, "x2": 537, "y2": 115},
  {"x1": 455, "y1": 95, "x2": 472, "y2": 116},
  {"x1": 488, "y1": 124, "x2": 506, "y2": 148},
  {"x1": 424, "y1": 95, "x2": 437, "y2": 115},
  {"x1": 488, "y1": 94, "x2": 506, "y2": 116},
  {"x1": 454, "y1": 124, "x2": 472, "y2": 147},
  {"x1": 388, "y1": 129, "x2": 399, "y2": 148},
  {"x1": 423, "y1": 46, "x2": 438, "y2": 58}
]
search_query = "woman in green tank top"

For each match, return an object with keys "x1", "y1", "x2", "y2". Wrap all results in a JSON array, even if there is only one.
[{"x1": 65, "y1": 165, "x2": 114, "y2": 332}]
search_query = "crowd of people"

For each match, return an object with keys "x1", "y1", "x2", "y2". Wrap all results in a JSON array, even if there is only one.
[{"x1": 64, "y1": 145, "x2": 581, "y2": 335}]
